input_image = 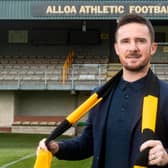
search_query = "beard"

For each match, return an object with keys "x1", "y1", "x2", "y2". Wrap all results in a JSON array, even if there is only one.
[
  {"x1": 123, "y1": 60, "x2": 149, "y2": 72},
  {"x1": 121, "y1": 52, "x2": 150, "y2": 72}
]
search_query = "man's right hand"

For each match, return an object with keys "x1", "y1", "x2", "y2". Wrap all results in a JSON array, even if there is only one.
[{"x1": 36, "y1": 138, "x2": 59, "y2": 155}]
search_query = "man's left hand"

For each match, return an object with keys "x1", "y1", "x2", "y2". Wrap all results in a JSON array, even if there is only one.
[{"x1": 140, "y1": 140, "x2": 168, "y2": 166}]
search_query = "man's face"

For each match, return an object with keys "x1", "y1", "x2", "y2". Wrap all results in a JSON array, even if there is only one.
[{"x1": 114, "y1": 23, "x2": 157, "y2": 72}]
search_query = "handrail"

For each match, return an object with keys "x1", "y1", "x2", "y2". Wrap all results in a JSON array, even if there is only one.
[
  {"x1": 0, "y1": 63, "x2": 107, "y2": 90},
  {"x1": 157, "y1": 42, "x2": 168, "y2": 46},
  {"x1": 62, "y1": 49, "x2": 74, "y2": 84}
]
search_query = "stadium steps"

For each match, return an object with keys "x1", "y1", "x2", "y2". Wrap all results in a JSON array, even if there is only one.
[
  {"x1": 12, "y1": 116, "x2": 75, "y2": 136},
  {"x1": 151, "y1": 64, "x2": 168, "y2": 81}
]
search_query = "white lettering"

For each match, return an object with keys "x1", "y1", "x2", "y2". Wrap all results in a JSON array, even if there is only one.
[
  {"x1": 46, "y1": 4, "x2": 168, "y2": 16},
  {"x1": 46, "y1": 6, "x2": 52, "y2": 14},
  {"x1": 46, "y1": 5, "x2": 77, "y2": 14},
  {"x1": 129, "y1": 5, "x2": 168, "y2": 14},
  {"x1": 79, "y1": 5, "x2": 125, "y2": 14},
  {"x1": 118, "y1": 6, "x2": 125, "y2": 13}
]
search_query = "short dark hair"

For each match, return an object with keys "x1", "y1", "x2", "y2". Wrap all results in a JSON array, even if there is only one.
[{"x1": 115, "y1": 14, "x2": 155, "y2": 42}]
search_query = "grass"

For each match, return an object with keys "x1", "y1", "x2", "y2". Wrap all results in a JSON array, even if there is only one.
[{"x1": 0, "y1": 133, "x2": 92, "y2": 168}]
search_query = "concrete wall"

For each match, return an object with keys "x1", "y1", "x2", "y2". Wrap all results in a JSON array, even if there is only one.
[
  {"x1": 15, "y1": 90, "x2": 90, "y2": 118},
  {"x1": 0, "y1": 90, "x2": 90, "y2": 130},
  {"x1": 0, "y1": 91, "x2": 15, "y2": 127}
]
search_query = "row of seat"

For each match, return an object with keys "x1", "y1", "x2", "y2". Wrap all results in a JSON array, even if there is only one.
[
  {"x1": 0, "y1": 63, "x2": 108, "y2": 81},
  {"x1": 0, "y1": 58, "x2": 108, "y2": 65},
  {"x1": 12, "y1": 120, "x2": 59, "y2": 126},
  {"x1": 0, "y1": 58, "x2": 65, "y2": 65},
  {"x1": 0, "y1": 63, "x2": 168, "y2": 85}
]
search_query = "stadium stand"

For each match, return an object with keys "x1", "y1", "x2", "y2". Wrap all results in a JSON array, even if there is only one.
[
  {"x1": 0, "y1": 47, "x2": 110, "y2": 134},
  {"x1": 0, "y1": 47, "x2": 109, "y2": 91},
  {"x1": 0, "y1": 14, "x2": 168, "y2": 135}
]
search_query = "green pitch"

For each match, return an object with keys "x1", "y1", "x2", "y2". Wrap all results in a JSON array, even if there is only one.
[{"x1": 0, "y1": 133, "x2": 92, "y2": 168}]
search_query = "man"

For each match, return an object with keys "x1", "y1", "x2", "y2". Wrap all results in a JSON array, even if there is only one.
[{"x1": 37, "y1": 14, "x2": 168, "y2": 168}]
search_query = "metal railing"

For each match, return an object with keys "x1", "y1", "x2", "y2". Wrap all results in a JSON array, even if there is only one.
[
  {"x1": 1, "y1": 44, "x2": 168, "y2": 90},
  {"x1": 0, "y1": 64, "x2": 107, "y2": 90}
]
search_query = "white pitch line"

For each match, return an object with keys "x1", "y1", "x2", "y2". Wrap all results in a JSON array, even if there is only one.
[{"x1": 0, "y1": 153, "x2": 35, "y2": 168}]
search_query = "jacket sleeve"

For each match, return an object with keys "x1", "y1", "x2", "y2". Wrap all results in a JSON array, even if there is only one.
[{"x1": 54, "y1": 114, "x2": 94, "y2": 160}]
